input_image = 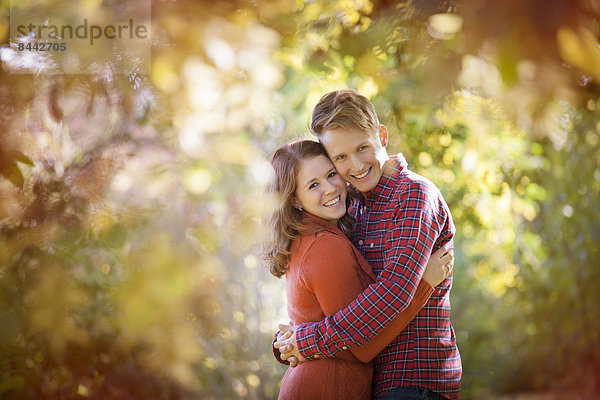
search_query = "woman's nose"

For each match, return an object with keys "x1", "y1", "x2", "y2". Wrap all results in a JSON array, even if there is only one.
[{"x1": 322, "y1": 180, "x2": 336, "y2": 194}]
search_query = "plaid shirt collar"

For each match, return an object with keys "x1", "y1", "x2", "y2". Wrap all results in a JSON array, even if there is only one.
[{"x1": 362, "y1": 153, "x2": 408, "y2": 202}]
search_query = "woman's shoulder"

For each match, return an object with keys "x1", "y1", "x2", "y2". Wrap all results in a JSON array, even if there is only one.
[
  {"x1": 304, "y1": 229, "x2": 353, "y2": 254},
  {"x1": 294, "y1": 231, "x2": 357, "y2": 273}
]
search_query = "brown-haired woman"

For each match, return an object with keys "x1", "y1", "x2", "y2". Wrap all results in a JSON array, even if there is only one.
[{"x1": 263, "y1": 140, "x2": 453, "y2": 400}]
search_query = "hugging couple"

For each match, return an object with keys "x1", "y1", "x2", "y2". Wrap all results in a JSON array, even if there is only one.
[{"x1": 263, "y1": 89, "x2": 461, "y2": 400}]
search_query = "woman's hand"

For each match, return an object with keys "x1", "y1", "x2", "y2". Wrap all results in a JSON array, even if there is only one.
[
  {"x1": 422, "y1": 242, "x2": 454, "y2": 287},
  {"x1": 274, "y1": 324, "x2": 306, "y2": 367}
]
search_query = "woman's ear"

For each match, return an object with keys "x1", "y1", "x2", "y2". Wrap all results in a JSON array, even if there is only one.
[{"x1": 292, "y1": 198, "x2": 303, "y2": 211}]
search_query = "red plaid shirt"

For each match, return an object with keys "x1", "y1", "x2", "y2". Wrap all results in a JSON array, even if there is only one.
[{"x1": 295, "y1": 154, "x2": 461, "y2": 399}]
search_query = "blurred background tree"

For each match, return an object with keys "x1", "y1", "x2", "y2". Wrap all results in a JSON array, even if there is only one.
[{"x1": 0, "y1": 0, "x2": 598, "y2": 399}]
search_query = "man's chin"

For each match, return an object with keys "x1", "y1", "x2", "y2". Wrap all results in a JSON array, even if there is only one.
[{"x1": 352, "y1": 180, "x2": 376, "y2": 193}]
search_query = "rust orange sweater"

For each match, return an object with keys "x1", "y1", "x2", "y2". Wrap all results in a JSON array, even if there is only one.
[{"x1": 278, "y1": 212, "x2": 434, "y2": 400}]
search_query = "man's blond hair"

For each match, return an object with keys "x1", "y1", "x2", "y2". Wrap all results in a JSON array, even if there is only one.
[{"x1": 310, "y1": 89, "x2": 380, "y2": 137}]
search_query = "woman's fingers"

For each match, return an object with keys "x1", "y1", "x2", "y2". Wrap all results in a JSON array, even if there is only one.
[
  {"x1": 277, "y1": 330, "x2": 292, "y2": 341},
  {"x1": 440, "y1": 250, "x2": 454, "y2": 265}
]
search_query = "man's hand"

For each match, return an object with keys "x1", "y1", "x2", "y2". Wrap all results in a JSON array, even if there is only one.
[{"x1": 274, "y1": 324, "x2": 306, "y2": 367}]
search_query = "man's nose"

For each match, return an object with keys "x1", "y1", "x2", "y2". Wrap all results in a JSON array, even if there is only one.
[{"x1": 349, "y1": 154, "x2": 363, "y2": 171}]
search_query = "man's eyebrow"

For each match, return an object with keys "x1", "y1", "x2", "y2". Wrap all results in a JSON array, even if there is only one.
[
  {"x1": 330, "y1": 142, "x2": 370, "y2": 159},
  {"x1": 330, "y1": 151, "x2": 345, "y2": 160}
]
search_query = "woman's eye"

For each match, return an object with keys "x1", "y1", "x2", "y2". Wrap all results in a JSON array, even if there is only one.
[
  {"x1": 336, "y1": 155, "x2": 346, "y2": 161},
  {"x1": 309, "y1": 182, "x2": 318, "y2": 189},
  {"x1": 358, "y1": 146, "x2": 367, "y2": 151},
  {"x1": 328, "y1": 172, "x2": 337, "y2": 178}
]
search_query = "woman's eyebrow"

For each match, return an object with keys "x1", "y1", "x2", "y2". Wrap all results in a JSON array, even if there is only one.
[{"x1": 303, "y1": 177, "x2": 318, "y2": 189}]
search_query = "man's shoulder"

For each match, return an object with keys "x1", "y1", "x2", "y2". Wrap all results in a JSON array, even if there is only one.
[{"x1": 390, "y1": 168, "x2": 441, "y2": 201}]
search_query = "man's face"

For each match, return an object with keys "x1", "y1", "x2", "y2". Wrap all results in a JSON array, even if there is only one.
[{"x1": 320, "y1": 126, "x2": 388, "y2": 193}]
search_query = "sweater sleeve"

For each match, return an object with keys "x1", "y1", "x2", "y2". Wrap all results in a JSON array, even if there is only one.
[{"x1": 300, "y1": 235, "x2": 366, "y2": 361}]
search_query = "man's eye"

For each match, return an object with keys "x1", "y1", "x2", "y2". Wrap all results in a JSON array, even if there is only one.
[
  {"x1": 328, "y1": 172, "x2": 337, "y2": 178},
  {"x1": 358, "y1": 146, "x2": 367, "y2": 151},
  {"x1": 309, "y1": 182, "x2": 318, "y2": 189}
]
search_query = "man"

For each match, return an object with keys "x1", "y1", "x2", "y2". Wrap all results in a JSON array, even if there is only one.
[{"x1": 275, "y1": 89, "x2": 461, "y2": 399}]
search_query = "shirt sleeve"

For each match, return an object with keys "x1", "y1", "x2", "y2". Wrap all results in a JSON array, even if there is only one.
[
  {"x1": 350, "y1": 279, "x2": 434, "y2": 362},
  {"x1": 296, "y1": 180, "x2": 445, "y2": 359}
]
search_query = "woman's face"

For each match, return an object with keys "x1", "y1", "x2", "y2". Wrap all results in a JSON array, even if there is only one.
[{"x1": 294, "y1": 154, "x2": 347, "y2": 223}]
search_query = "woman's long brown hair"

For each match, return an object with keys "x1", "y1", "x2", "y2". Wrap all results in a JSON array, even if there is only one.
[{"x1": 262, "y1": 139, "x2": 357, "y2": 278}]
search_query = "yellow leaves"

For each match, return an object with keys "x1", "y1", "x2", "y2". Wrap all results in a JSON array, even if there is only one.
[
  {"x1": 439, "y1": 132, "x2": 452, "y2": 147},
  {"x1": 183, "y1": 168, "x2": 212, "y2": 195},
  {"x1": 28, "y1": 263, "x2": 90, "y2": 356},
  {"x1": 457, "y1": 56, "x2": 503, "y2": 97},
  {"x1": 441, "y1": 169, "x2": 455, "y2": 184},
  {"x1": 301, "y1": 1, "x2": 324, "y2": 22},
  {"x1": 0, "y1": 20, "x2": 8, "y2": 43},
  {"x1": 244, "y1": 254, "x2": 258, "y2": 269},
  {"x1": 246, "y1": 374, "x2": 261, "y2": 387},
  {"x1": 418, "y1": 152, "x2": 433, "y2": 167},
  {"x1": 100, "y1": 263, "x2": 110, "y2": 274},
  {"x1": 107, "y1": 236, "x2": 220, "y2": 388},
  {"x1": 587, "y1": 99, "x2": 596, "y2": 111},
  {"x1": 488, "y1": 263, "x2": 520, "y2": 297},
  {"x1": 184, "y1": 58, "x2": 222, "y2": 112},
  {"x1": 557, "y1": 27, "x2": 600, "y2": 82},
  {"x1": 428, "y1": 13, "x2": 463, "y2": 40},
  {"x1": 233, "y1": 311, "x2": 246, "y2": 323},
  {"x1": 203, "y1": 357, "x2": 217, "y2": 370},
  {"x1": 88, "y1": 207, "x2": 116, "y2": 237},
  {"x1": 461, "y1": 149, "x2": 478, "y2": 173},
  {"x1": 357, "y1": 77, "x2": 379, "y2": 99},
  {"x1": 152, "y1": 56, "x2": 180, "y2": 93},
  {"x1": 280, "y1": 49, "x2": 305, "y2": 70},
  {"x1": 214, "y1": 137, "x2": 262, "y2": 166},
  {"x1": 114, "y1": 238, "x2": 190, "y2": 335},
  {"x1": 77, "y1": 384, "x2": 89, "y2": 397},
  {"x1": 472, "y1": 258, "x2": 520, "y2": 298}
]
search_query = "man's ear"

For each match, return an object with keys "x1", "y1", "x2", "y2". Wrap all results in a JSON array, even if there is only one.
[{"x1": 378, "y1": 125, "x2": 389, "y2": 147}]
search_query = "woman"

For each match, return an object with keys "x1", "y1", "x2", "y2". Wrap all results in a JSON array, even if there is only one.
[{"x1": 263, "y1": 140, "x2": 453, "y2": 400}]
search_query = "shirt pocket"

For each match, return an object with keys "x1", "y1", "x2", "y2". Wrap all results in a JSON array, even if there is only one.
[
  {"x1": 356, "y1": 230, "x2": 389, "y2": 274},
  {"x1": 357, "y1": 230, "x2": 389, "y2": 254}
]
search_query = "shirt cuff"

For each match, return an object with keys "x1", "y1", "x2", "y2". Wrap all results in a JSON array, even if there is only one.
[{"x1": 296, "y1": 322, "x2": 332, "y2": 360}]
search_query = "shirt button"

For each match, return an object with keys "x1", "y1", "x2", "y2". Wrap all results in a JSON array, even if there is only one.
[
  {"x1": 342, "y1": 346, "x2": 348, "y2": 350},
  {"x1": 358, "y1": 240, "x2": 363, "y2": 245},
  {"x1": 370, "y1": 243, "x2": 374, "y2": 248}
]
